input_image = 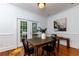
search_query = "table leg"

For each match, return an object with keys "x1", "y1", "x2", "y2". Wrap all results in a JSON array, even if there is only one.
[
  {"x1": 67, "y1": 39, "x2": 70, "y2": 48},
  {"x1": 34, "y1": 47, "x2": 39, "y2": 56},
  {"x1": 36, "y1": 47, "x2": 38, "y2": 56},
  {"x1": 57, "y1": 39, "x2": 60, "y2": 52}
]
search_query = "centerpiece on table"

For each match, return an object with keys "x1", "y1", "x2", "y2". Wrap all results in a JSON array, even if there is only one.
[{"x1": 37, "y1": 27, "x2": 47, "y2": 39}]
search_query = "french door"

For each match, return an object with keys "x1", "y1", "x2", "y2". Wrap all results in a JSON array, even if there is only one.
[
  {"x1": 17, "y1": 18, "x2": 40, "y2": 47},
  {"x1": 17, "y1": 18, "x2": 32, "y2": 47}
]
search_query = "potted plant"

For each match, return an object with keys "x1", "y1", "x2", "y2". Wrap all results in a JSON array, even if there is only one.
[{"x1": 37, "y1": 27, "x2": 47, "y2": 39}]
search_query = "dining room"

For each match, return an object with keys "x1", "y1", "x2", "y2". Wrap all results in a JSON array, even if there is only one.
[{"x1": 0, "y1": 3, "x2": 79, "y2": 56}]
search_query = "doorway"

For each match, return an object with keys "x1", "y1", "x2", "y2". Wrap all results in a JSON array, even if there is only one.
[{"x1": 17, "y1": 18, "x2": 40, "y2": 47}]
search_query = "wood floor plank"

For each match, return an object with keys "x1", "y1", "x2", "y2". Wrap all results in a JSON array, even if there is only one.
[{"x1": 0, "y1": 45, "x2": 79, "y2": 56}]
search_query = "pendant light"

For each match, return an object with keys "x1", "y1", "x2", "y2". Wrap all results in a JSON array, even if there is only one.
[{"x1": 38, "y1": 3, "x2": 46, "y2": 9}]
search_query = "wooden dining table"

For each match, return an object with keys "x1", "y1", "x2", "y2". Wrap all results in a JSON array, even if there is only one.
[
  {"x1": 27, "y1": 37, "x2": 58, "y2": 55},
  {"x1": 27, "y1": 36, "x2": 70, "y2": 55}
]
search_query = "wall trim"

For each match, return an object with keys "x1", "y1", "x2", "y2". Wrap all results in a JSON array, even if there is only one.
[{"x1": 0, "y1": 45, "x2": 17, "y2": 52}]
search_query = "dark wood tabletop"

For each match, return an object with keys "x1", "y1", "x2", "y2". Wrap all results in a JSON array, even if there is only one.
[
  {"x1": 27, "y1": 37, "x2": 53, "y2": 55},
  {"x1": 28, "y1": 37, "x2": 52, "y2": 47}
]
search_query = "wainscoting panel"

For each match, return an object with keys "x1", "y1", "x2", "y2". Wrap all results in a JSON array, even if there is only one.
[{"x1": 0, "y1": 33, "x2": 17, "y2": 52}]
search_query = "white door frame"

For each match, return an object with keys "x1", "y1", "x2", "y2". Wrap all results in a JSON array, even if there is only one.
[
  {"x1": 17, "y1": 18, "x2": 27, "y2": 47},
  {"x1": 17, "y1": 18, "x2": 40, "y2": 47}
]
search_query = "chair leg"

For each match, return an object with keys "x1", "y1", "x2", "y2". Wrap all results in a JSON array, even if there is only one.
[
  {"x1": 41, "y1": 49, "x2": 44, "y2": 56},
  {"x1": 24, "y1": 53, "x2": 27, "y2": 56},
  {"x1": 47, "y1": 52, "x2": 50, "y2": 56},
  {"x1": 53, "y1": 51, "x2": 56, "y2": 56},
  {"x1": 24, "y1": 53, "x2": 31, "y2": 56},
  {"x1": 54, "y1": 53, "x2": 56, "y2": 56}
]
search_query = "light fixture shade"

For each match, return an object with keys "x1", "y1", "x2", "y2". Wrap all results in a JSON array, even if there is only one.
[{"x1": 38, "y1": 3, "x2": 45, "y2": 9}]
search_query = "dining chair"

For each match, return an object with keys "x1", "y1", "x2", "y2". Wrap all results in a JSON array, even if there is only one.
[
  {"x1": 22, "y1": 38, "x2": 34, "y2": 56},
  {"x1": 41, "y1": 34, "x2": 57, "y2": 56}
]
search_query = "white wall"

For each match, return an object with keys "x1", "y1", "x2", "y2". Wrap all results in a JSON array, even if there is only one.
[
  {"x1": 1, "y1": 3, "x2": 79, "y2": 52},
  {"x1": 47, "y1": 5, "x2": 79, "y2": 49},
  {"x1": 0, "y1": 3, "x2": 46, "y2": 52}
]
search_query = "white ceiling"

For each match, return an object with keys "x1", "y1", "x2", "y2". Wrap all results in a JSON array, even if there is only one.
[{"x1": 11, "y1": 3, "x2": 79, "y2": 17}]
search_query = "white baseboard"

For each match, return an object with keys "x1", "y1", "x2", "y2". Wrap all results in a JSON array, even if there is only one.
[{"x1": 0, "y1": 45, "x2": 17, "y2": 52}]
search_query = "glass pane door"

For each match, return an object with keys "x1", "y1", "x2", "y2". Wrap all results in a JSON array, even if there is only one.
[
  {"x1": 32, "y1": 22, "x2": 38, "y2": 38},
  {"x1": 20, "y1": 21, "x2": 27, "y2": 40},
  {"x1": 17, "y1": 18, "x2": 27, "y2": 47},
  {"x1": 32, "y1": 23, "x2": 37, "y2": 33}
]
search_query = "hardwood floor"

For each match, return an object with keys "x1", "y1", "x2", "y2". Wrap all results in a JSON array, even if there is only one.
[
  {"x1": 0, "y1": 45, "x2": 79, "y2": 56},
  {"x1": 58, "y1": 45, "x2": 79, "y2": 56}
]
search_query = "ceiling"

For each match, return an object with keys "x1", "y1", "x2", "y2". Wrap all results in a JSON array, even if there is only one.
[{"x1": 11, "y1": 3, "x2": 79, "y2": 17}]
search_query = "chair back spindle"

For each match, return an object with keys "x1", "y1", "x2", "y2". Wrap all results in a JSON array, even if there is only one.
[{"x1": 51, "y1": 34, "x2": 57, "y2": 50}]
